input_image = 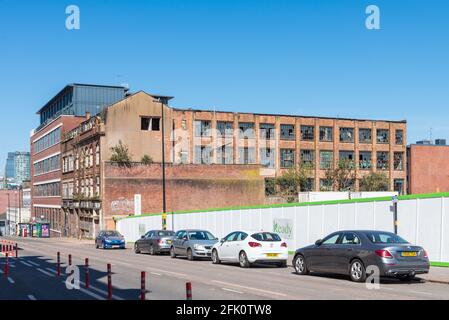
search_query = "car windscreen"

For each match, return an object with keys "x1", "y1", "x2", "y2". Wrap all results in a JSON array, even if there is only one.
[
  {"x1": 104, "y1": 231, "x2": 121, "y2": 237},
  {"x1": 251, "y1": 232, "x2": 281, "y2": 241},
  {"x1": 364, "y1": 232, "x2": 408, "y2": 244},
  {"x1": 188, "y1": 231, "x2": 215, "y2": 240},
  {"x1": 157, "y1": 231, "x2": 175, "y2": 237}
]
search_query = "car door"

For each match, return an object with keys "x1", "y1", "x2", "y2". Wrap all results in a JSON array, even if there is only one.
[
  {"x1": 230, "y1": 232, "x2": 247, "y2": 262},
  {"x1": 96, "y1": 232, "x2": 103, "y2": 246},
  {"x1": 218, "y1": 232, "x2": 237, "y2": 260},
  {"x1": 311, "y1": 233, "x2": 342, "y2": 272},
  {"x1": 142, "y1": 231, "x2": 153, "y2": 252},
  {"x1": 333, "y1": 232, "x2": 362, "y2": 274},
  {"x1": 174, "y1": 231, "x2": 186, "y2": 254}
]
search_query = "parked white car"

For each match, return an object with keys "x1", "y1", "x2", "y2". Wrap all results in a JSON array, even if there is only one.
[{"x1": 211, "y1": 230, "x2": 288, "y2": 268}]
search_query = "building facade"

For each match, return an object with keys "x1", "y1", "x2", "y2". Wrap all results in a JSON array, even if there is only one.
[
  {"x1": 31, "y1": 84, "x2": 127, "y2": 236},
  {"x1": 407, "y1": 143, "x2": 449, "y2": 194},
  {"x1": 4, "y1": 151, "x2": 31, "y2": 183}
]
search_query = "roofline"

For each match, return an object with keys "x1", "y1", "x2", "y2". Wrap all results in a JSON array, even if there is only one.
[
  {"x1": 408, "y1": 144, "x2": 449, "y2": 147},
  {"x1": 36, "y1": 83, "x2": 128, "y2": 114},
  {"x1": 32, "y1": 114, "x2": 86, "y2": 136},
  {"x1": 171, "y1": 107, "x2": 407, "y2": 124}
]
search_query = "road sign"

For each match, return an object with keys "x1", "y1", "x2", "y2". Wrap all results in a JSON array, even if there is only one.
[{"x1": 392, "y1": 195, "x2": 398, "y2": 204}]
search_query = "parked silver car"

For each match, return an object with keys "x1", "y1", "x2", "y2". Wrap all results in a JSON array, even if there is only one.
[
  {"x1": 134, "y1": 230, "x2": 175, "y2": 255},
  {"x1": 293, "y1": 230, "x2": 430, "y2": 282},
  {"x1": 170, "y1": 229, "x2": 219, "y2": 260}
]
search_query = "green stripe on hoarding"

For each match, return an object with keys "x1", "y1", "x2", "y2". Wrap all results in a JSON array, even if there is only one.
[
  {"x1": 430, "y1": 261, "x2": 449, "y2": 268},
  {"x1": 115, "y1": 191, "x2": 449, "y2": 221}
]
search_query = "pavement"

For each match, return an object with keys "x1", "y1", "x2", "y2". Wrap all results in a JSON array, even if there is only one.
[{"x1": 1, "y1": 236, "x2": 448, "y2": 300}]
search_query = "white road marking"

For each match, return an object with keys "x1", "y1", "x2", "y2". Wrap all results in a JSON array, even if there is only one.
[
  {"x1": 27, "y1": 295, "x2": 37, "y2": 300},
  {"x1": 77, "y1": 286, "x2": 105, "y2": 300},
  {"x1": 146, "y1": 267, "x2": 187, "y2": 277},
  {"x1": 211, "y1": 280, "x2": 287, "y2": 297},
  {"x1": 7, "y1": 277, "x2": 15, "y2": 284},
  {"x1": 78, "y1": 280, "x2": 125, "y2": 301},
  {"x1": 46, "y1": 268, "x2": 57, "y2": 274},
  {"x1": 27, "y1": 261, "x2": 40, "y2": 267},
  {"x1": 222, "y1": 287, "x2": 243, "y2": 294},
  {"x1": 20, "y1": 261, "x2": 33, "y2": 267},
  {"x1": 410, "y1": 291, "x2": 433, "y2": 295},
  {"x1": 150, "y1": 272, "x2": 161, "y2": 276},
  {"x1": 37, "y1": 268, "x2": 54, "y2": 277}
]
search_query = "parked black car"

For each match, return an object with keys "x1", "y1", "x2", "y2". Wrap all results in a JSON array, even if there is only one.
[
  {"x1": 293, "y1": 230, "x2": 430, "y2": 282},
  {"x1": 134, "y1": 230, "x2": 175, "y2": 255}
]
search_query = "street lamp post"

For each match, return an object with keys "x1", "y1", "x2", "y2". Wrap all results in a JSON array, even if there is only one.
[{"x1": 7, "y1": 193, "x2": 10, "y2": 236}]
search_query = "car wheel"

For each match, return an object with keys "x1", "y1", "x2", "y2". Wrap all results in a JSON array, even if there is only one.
[
  {"x1": 95, "y1": 243, "x2": 99, "y2": 249},
  {"x1": 134, "y1": 243, "x2": 140, "y2": 254},
  {"x1": 170, "y1": 247, "x2": 177, "y2": 258},
  {"x1": 239, "y1": 251, "x2": 250, "y2": 268},
  {"x1": 149, "y1": 245, "x2": 155, "y2": 256},
  {"x1": 349, "y1": 259, "x2": 366, "y2": 282},
  {"x1": 398, "y1": 274, "x2": 415, "y2": 282},
  {"x1": 212, "y1": 249, "x2": 221, "y2": 264},
  {"x1": 187, "y1": 248, "x2": 195, "y2": 261},
  {"x1": 102, "y1": 241, "x2": 107, "y2": 250},
  {"x1": 293, "y1": 254, "x2": 309, "y2": 275}
]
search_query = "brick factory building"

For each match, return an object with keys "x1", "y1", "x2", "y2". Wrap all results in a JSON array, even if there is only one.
[{"x1": 407, "y1": 142, "x2": 449, "y2": 194}]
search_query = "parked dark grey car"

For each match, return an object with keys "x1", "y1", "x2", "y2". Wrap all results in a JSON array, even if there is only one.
[
  {"x1": 134, "y1": 230, "x2": 175, "y2": 255},
  {"x1": 293, "y1": 230, "x2": 430, "y2": 282},
  {"x1": 170, "y1": 229, "x2": 219, "y2": 260}
]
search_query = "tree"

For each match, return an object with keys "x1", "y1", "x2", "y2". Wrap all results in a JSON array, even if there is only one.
[
  {"x1": 325, "y1": 159, "x2": 356, "y2": 191},
  {"x1": 275, "y1": 162, "x2": 314, "y2": 202},
  {"x1": 359, "y1": 171, "x2": 389, "y2": 191},
  {"x1": 141, "y1": 154, "x2": 153, "y2": 165},
  {"x1": 109, "y1": 140, "x2": 132, "y2": 166}
]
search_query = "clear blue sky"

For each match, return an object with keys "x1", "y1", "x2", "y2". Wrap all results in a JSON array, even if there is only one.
[{"x1": 0, "y1": 0, "x2": 448, "y2": 172}]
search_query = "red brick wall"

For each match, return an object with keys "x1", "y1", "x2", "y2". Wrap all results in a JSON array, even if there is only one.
[
  {"x1": 408, "y1": 145, "x2": 449, "y2": 194},
  {"x1": 102, "y1": 163, "x2": 264, "y2": 220}
]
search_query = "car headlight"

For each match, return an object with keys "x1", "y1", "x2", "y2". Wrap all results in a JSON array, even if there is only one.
[{"x1": 193, "y1": 244, "x2": 205, "y2": 250}]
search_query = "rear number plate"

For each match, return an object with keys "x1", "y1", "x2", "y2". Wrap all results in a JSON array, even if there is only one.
[
  {"x1": 401, "y1": 251, "x2": 417, "y2": 257},
  {"x1": 266, "y1": 253, "x2": 279, "y2": 257}
]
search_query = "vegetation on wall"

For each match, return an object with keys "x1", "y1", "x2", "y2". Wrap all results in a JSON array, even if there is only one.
[
  {"x1": 141, "y1": 154, "x2": 153, "y2": 165},
  {"x1": 359, "y1": 171, "x2": 389, "y2": 191},
  {"x1": 109, "y1": 140, "x2": 132, "y2": 167}
]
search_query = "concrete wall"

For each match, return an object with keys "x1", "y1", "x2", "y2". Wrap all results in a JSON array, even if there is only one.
[{"x1": 117, "y1": 194, "x2": 449, "y2": 263}]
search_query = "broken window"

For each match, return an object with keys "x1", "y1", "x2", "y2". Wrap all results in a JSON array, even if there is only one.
[
  {"x1": 194, "y1": 120, "x2": 211, "y2": 137},
  {"x1": 394, "y1": 152, "x2": 404, "y2": 171},
  {"x1": 320, "y1": 179, "x2": 333, "y2": 191},
  {"x1": 238, "y1": 122, "x2": 255, "y2": 139},
  {"x1": 320, "y1": 151, "x2": 333, "y2": 169},
  {"x1": 194, "y1": 145, "x2": 212, "y2": 164},
  {"x1": 339, "y1": 151, "x2": 355, "y2": 168},
  {"x1": 216, "y1": 121, "x2": 233, "y2": 137},
  {"x1": 340, "y1": 128, "x2": 354, "y2": 143},
  {"x1": 359, "y1": 128, "x2": 372, "y2": 143},
  {"x1": 280, "y1": 149, "x2": 295, "y2": 168},
  {"x1": 359, "y1": 151, "x2": 372, "y2": 170},
  {"x1": 300, "y1": 125, "x2": 314, "y2": 141},
  {"x1": 239, "y1": 147, "x2": 256, "y2": 164},
  {"x1": 376, "y1": 151, "x2": 389, "y2": 170},
  {"x1": 319, "y1": 126, "x2": 333, "y2": 142},
  {"x1": 260, "y1": 123, "x2": 276, "y2": 140},
  {"x1": 300, "y1": 149, "x2": 315, "y2": 166},
  {"x1": 301, "y1": 178, "x2": 314, "y2": 192},
  {"x1": 260, "y1": 148, "x2": 276, "y2": 168},
  {"x1": 280, "y1": 124, "x2": 295, "y2": 140},
  {"x1": 216, "y1": 145, "x2": 233, "y2": 164},
  {"x1": 376, "y1": 129, "x2": 389, "y2": 144},
  {"x1": 141, "y1": 117, "x2": 161, "y2": 131},
  {"x1": 395, "y1": 130, "x2": 404, "y2": 145}
]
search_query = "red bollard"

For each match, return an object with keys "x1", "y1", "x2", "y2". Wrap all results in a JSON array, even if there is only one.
[
  {"x1": 186, "y1": 282, "x2": 192, "y2": 300},
  {"x1": 107, "y1": 263, "x2": 112, "y2": 300},
  {"x1": 57, "y1": 252, "x2": 61, "y2": 277},
  {"x1": 68, "y1": 254, "x2": 72, "y2": 266},
  {"x1": 15, "y1": 243, "x2": 18, "y2": 259},
  {"x1": 4, "y1": 253, "x2": 8, "y2": 277},
  {"x1": 85, "y1": 258, "x2": 89, "y2": 289},
  {"x1": 140, "y1": 271, "x2": 146, "y2": 300}
]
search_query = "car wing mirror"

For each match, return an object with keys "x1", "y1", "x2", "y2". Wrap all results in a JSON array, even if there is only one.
[{"x1": 315, "y1": 239, "x2": 323, "y2": 246}]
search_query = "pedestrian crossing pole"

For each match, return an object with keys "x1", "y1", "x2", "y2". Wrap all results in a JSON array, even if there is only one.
[
  {"x1": 162, "y1": 213, "x2": 167, "y2": 230},
  {"x1": 392, "y1": 196, "x2": 398, "y2": 234}
]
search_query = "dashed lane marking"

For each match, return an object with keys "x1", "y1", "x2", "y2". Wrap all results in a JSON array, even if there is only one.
[
  {"x1": 222, "y1": 287, "x2": 243, "y2": 294},
  {"x1": 211, "y1": 280, "x2": 288, "y2": 297},
  {"x1": 7, "y1": 277, "x2": 15, "y2": 284},
  {"x1": 20, "y1": 261, "x2": 33, "y2": 267},
  {"x1": 77, "y1": 280, "x2": 125, "y2": 300},
  {"x1": 37, "y1": 268, "x2": 54, "y2": 277},
  {"x1": 27, "y1": 261, "x2": 40, "y2": 267},
  {"x1": 150, "y1": 272, "x2": 161, "y2": 276},
  {"x1": 27, "y1": 295, "x2": 37, "y2": 300}
]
